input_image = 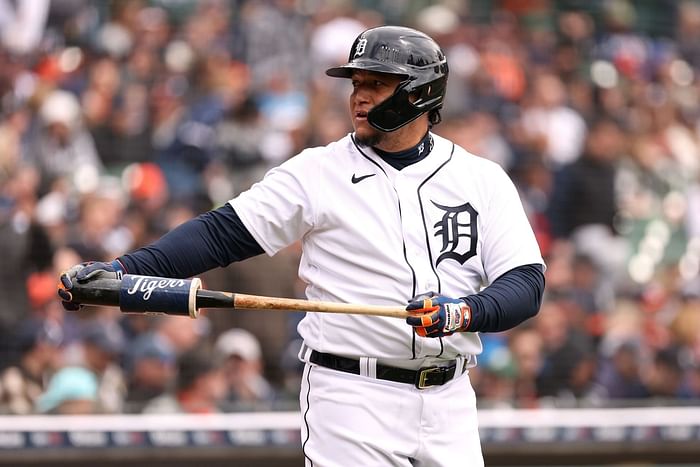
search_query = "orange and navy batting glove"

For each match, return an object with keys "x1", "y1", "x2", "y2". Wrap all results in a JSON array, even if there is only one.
[{"x1": 405, "y1": 292, "x2": 471, "y2": 338}]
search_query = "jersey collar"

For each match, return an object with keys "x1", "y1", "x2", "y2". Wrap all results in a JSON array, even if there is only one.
[{"x1": 371, "y1": 132, "x2": 434, "y2": 171}]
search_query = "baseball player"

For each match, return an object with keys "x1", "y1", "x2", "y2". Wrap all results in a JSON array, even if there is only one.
[{"x1": 60, "y1": 26, "x2": 545, "y2": 466}]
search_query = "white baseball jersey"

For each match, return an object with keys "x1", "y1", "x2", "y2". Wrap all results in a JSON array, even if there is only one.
[{"x1": 230, "y1": 132, "x2": 544, "y2": 361}]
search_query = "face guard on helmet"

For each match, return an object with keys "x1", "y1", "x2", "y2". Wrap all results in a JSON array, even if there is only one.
[{"x1": 326, "y1": 25, "x2": 449, "y2": 132}]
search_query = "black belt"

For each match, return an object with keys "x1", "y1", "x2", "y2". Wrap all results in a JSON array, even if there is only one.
[{"x1": 309, "y1": 350, "x2": 464, "y2": 389}]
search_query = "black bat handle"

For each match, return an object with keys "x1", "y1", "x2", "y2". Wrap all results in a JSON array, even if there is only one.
[{"x1": 195, "y1": 289, "x2": 235, "y2": 309}]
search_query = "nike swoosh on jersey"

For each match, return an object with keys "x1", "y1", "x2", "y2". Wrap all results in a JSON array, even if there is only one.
[{"x1": 351, "y1": 173, "x2": 376, "y2": 184}]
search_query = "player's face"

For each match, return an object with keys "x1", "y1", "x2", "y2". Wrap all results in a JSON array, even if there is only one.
[{"x1": 349, "y1": 70, "x2": 403, "y2": 146}]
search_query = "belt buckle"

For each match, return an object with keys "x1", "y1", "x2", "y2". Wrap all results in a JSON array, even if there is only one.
[{"x1": 415, "y1": 366, "x2": 443, "y2": 389}]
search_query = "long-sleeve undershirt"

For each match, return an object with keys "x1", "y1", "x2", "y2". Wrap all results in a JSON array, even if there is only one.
[{"x1": 118, "y1": 203, "x2": 544, "y2": 333}]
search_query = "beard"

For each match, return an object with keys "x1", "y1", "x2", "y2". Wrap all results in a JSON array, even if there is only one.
[{"x1": 354, "y1": 127, "x2": 386, "y2": 148}]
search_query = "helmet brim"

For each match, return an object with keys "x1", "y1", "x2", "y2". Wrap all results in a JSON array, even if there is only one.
[{"x1": 326, "y1": 61, "x2": 410, "y2": 79}]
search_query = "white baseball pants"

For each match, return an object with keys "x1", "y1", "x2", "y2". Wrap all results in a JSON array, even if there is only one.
[{"x1": 300, "y1": 363, "x2": 484, "y2": 466}]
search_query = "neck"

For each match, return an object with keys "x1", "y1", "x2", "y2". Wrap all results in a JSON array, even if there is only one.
[
  {"x1": 373, "y1": 118, "x2": 429, "y2": 152},
  {"x1": 372, "y1": 132, "x2": 434, "y2": 171}
]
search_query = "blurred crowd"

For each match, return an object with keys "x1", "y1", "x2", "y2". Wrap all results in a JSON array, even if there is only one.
[{"x1": 0, "y1": 0, "x2": 699, "y2": 415}]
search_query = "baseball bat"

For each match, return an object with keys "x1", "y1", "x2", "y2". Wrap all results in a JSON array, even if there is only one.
[{"x1": 67, "y1": 274, "x2": 411, "y2": 319}]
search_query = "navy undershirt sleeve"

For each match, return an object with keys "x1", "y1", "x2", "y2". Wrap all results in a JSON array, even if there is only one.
[
  {"x1": 462, "y1": 264, "x2": 545, "y2": 332},
  {"x1": 117, "y1": 203, "x2": 264, "y2": 279},
  {"x1": 116, "y1": 202, "x2": 544, "y2": 331}
]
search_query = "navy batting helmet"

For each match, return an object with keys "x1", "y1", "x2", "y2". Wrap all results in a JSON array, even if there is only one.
[{"x1": 326, "y1": 25, "x2": 449, "y2": 132}]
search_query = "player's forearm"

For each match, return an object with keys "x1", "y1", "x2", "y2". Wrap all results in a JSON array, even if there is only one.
[
  {"x1": 118, "y1": 203, "x2": 264, "y2": 278},
  {"x1": 462, "y1": 263, "x2": 544, "y2": 332}
]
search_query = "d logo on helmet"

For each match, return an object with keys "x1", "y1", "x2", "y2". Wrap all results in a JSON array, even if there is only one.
[{"x1": 354, "y1": 38, "x2": 368, "y2": 58}]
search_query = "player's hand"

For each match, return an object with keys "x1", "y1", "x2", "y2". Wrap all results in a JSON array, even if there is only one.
[
  {"x1": 58, "y1": 260, "x2": 125, "y2": 311},
  {"x1": 405, "y1": 291, "x2": 471, "y2": 338}
]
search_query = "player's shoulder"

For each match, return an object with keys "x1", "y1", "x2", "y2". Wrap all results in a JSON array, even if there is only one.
[
  {"x1": 260, "y1": 135, "x2": 354, "y2": 186},
  {"x1": 284, "y1": 134, "x2": 354, "y2": 166}
]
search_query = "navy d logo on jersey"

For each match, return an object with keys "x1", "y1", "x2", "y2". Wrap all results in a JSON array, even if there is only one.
[{"x1": 432, "y1": 201, "x2": 478, "y2": 266}]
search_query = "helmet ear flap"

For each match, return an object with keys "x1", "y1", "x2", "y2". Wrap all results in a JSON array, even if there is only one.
[
  {"x1": 368, "y1": 84, "x2": 424, "y2": 132},
  {"x1": 411, "y1": 75, "x2": 447, "y2": 110},
  {"x1": 367, "y1": 75, "x2": 447, "y2": 132}
]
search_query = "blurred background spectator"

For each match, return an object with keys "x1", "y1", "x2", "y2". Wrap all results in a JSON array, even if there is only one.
[
  {"x1": 141, "y1": 345, "x2": 226, "y2": 414},
  {"x1": 0, "y1": 0, "x2": 699, "y2": 414},
  {"x1": 36, "y1": 365, "x2": 99, "y2": 415},
  {"x1": 0, "y1": 318, "x2": 63, "y2": 414},
  {"x1": 61, "y1": 318, "x2": 127, "y2": 413},
  {"x1": 121, "y1": 313, "x2": 207, "y2": 412},
  {"x1": 214, "y1": 328, "x2": 276, "y2": 410},
  {"x1": 122, "y1": 329, "x2": 176, "y2": 412}
]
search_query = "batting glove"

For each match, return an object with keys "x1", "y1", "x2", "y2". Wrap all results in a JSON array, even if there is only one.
[
  {"x1": 58, "y1": 260, "x2": 125, "y2": 311},
  {"x1": 405, "y1": 292, "x2": 471, "y2": 338}
]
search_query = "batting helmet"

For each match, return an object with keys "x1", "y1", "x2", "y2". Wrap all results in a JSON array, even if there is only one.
[{"x1": 326, "y1": 25, "x2": 449, "y2": 132}]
